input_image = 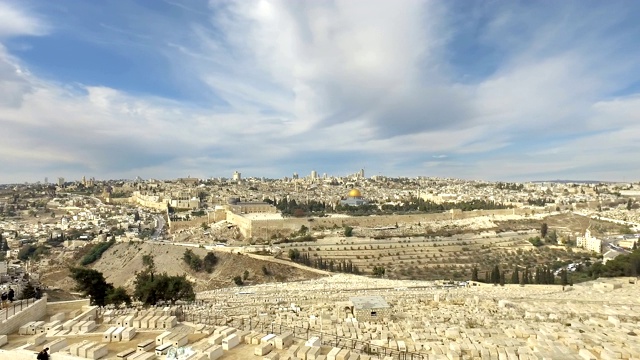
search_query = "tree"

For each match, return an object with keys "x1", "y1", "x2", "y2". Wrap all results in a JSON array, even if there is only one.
[
  {"x1": 106, "y1": 286, "x2": 132, "y2": 307},
  {"x1": 243, "y1": 270, "x2": 249, "y2": 280},
  {"x1": 511, "y1": 268, "x2": 519, "y2": 284},
  {"x1": 372, "y1": 266, "x2": 386, "y2": 277},
  {"x1": 233, "y1": 275, "x2": 244, "y2": 286},
  {"x1": 262, "y1": 265, "x2": 270, "y2": 275},
  {"x1": 288, "y1": 249, "x2": 300, "y2": 261},
  {"x1": 560, "y1": 269, "x2": 568, "y2": 286},
  {"x1": 540, "y1": 223, "x2": 548, "y2": 238},
  {"x1": 22, "y1": 282, "x2": 36, "y2": 299},
  {"x1": 547, "y1": 230, "x2": 558, "y2": 244},
  {"x1": 471, "y1": 267, "x2": 479, "y2": 282},
  {"x1": 491, "y1": 265, "x2": 501, "y2": 285},
  {"x1": 69, "y1": 267, "x2": 113, "y2": 306},
  {"x1": 627, "y1": 199, "x2": 633, "y2": 210},
  {"x1": 499, "y1": 272, "x2": 505, "y2": 286},
  {"x1": 344, "y1": 226, "x2": 353, "y2": 237},
  {"x1": 203, "y1": 252, "x2": 218, "y2": 273},
  {"x1": 183, "y1": 249, "x2": 203, "y2": 271},
  {"x1": 134, "y1": 271, "x2": 194, "y2": 305},
  {"x1": 519, "y1": 271, "x2": 525, "y2": 286}
]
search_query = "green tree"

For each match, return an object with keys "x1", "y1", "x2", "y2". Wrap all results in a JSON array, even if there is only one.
[
  {"x1": 243, "y1": 270, "x2": 249, "y2": 280},
  {"x1": 133, "y1": 271, "x2": 194, "y2": 305},
  {"x1": 471, "y1": 267, "x2": 478, "y2": 282},
  {"x1": 511, "y1": 268, "x2": 519, "y2": 284},
  {"x1": 491, "y1": 265, "x2": 501, "y2": 285},
  {"x1": 183, "y1": 249, "x2": 203, "y2": 271},
  {"x1": 372, "y1": 266, "x2": 386, "y2": 277},
  {"x1": 344, "y1": 226, "x2": 353, "y2": 237},
  {"x1": 540, "y1": 223, "x2": 548, "y2": 238},
  {"x1": 106, "y1": 286, "x2": 132, "y2": 306},
  {"x1": 69, "y1": 267, "x2": 113, "y2": 306},
  {"x1": 203, "y1": 252, "x2": 218, "y2": 273},
  {"x1": 233, "y1": 275, "x2": 243, "y2": 286},
  {"x1": 22, "y1": 282, "x2": 36, "y2": 299},
  {"x1": 288, "y1": 249, "x2": 300, "y2": 261},
  {"x1": 560, "y1": 269, "x2": 568, "y2": 286}
]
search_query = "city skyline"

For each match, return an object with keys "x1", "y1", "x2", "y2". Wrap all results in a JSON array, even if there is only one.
[{"x1": 1, "y1": 1, "x2": 640, "y2": 183}]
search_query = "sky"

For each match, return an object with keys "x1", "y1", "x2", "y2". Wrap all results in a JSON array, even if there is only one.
[{"x1": 1, "y1": 0, "x2": 640, "y2": 183}]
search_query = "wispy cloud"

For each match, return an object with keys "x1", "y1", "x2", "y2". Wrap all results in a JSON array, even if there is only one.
[{"x1": 0, "y1": 0, "x2": 639, "y2": 182}]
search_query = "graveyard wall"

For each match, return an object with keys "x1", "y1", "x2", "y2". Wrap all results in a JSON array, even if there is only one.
[{"x1": 0, "y1": 298, "x2": 47, "y2": 335}]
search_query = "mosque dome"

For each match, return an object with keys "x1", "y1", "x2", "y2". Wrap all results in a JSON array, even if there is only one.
[{"x1": 348, "y1": 189, "x2": 362, "y2": 198}]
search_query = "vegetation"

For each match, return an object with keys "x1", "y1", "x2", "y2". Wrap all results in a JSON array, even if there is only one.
[
  {"x1": 372, "y1": 266, "x2": 386, "y2": 277},
  {"x1": 133, "y1": 255, "x2": 195, "y2": 305},
  {"x1": 589, "y1": 248, "x2": 640, "y2": 277},
  {"x1": 202, "y1": 252, "x2": 218, "y2": 273},
  {"x1": 272, "y1": 196, "x2": 511, "y2": 218},
  {"x1": 344, "y1": 226, "x2": 353, "y2": 237},
  {"x1": 80, "y1": 239, "x2": 116, "y2": 265},
  {"x1": 21, "y1": 282, "x2": 36, "y2": 299},
  {"x1": 69, "y1": 267, "x2": 132, "y2": 306},
  {"x1": 183, "y1": 249, "x2": 203, "y2": 271},
  {"x1": 529, "y1": 236, "x2": 543, "y2": 247},
  {"x1": 233, "y1": 275, "x2": 244, "y2": 285},
  {"x1": 17, "y1": 244, "x2": 48, "y2": 261},
  {"x1": 289, "y1": 251, "x2": 361, "y2": 274}
]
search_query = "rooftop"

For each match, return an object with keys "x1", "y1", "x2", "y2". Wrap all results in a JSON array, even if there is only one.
[{"x1": 349, "y1": 295, "x2": 389, "y2": 309}]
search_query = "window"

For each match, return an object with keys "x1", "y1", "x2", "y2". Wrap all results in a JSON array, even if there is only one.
[{"x1": 370, "y1": 311, "x2": 377, "y2": 317}]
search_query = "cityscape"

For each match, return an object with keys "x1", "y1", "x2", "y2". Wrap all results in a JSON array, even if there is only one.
[{"x1": 1, "y1": 1, "x2": 640, "y2": 360}]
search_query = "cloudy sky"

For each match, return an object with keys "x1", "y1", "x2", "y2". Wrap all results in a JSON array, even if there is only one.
[{"x1": 1, "y1": 0, "x2": 639, "y2": 183}]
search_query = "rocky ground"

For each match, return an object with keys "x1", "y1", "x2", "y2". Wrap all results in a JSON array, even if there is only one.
[{"x1": 41, "y1": 242, "x2": 324, "y2": 293}]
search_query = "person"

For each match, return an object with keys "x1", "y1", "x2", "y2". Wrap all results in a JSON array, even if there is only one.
[
  {"x1": 1, "y1": 290, "x2": 7, "y2": 309},
  {"x1": 36, "y1": 347, "x2": 49, "y2": 360},
  {"x1": 8, "y1": 287, "x2": 14, "y2": 302}
]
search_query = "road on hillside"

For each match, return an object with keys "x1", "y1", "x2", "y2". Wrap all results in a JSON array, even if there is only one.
[{"x1": 151, "y1": 214, "x2": 166, "y2": 240}]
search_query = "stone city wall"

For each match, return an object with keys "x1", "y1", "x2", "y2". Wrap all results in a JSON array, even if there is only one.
[
  {"x1": 169, "y1": 215, "x2": 210, "y2": 232},
  {"x1": 247, "y1": 208, "x2": 539, "y2": 240}
]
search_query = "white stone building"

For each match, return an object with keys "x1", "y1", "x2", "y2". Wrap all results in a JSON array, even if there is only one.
[{"x1": 576, "y1": 229, "x2": 603, "y2": 254}]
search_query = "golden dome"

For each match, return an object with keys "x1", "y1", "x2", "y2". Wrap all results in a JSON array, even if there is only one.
[{"x1": 348, "y1": 189, "x2": 362, "y2": 197}]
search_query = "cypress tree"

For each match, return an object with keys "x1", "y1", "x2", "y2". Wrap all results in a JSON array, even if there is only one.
[
  {"x1": 471, "y1": 267, "x2": 479, "y2": 282},
  {"x1": 511, "y1": 268, "x2": 519, "y2": 284}
]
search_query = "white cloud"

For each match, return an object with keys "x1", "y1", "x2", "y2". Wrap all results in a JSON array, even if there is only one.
[
  {"x1": 0, "y1": 2, "x2": 48, "y2": 38},
  {"x1": 1, "y1": 0, "x2": 640, "y2": 182}
]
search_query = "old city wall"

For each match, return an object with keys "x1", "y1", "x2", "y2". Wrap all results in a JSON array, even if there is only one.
[
  {"x1": 169, "y1": 215, "x2": 209, "y2": 232},
  {"x1": 247, "y1": 208, "x2": 542, "y2": 239},
  {"x1": 226, "y1": 211, "x2": 253, "y2": 238}
]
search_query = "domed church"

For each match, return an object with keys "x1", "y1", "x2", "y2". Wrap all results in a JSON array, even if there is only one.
[{"x1": 340, "y1": 188, "x2": 368, "y2": 206}]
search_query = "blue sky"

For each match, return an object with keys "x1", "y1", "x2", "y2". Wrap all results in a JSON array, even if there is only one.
[{"x1": 1, "y1": 0, "x2": 640, "y2": 183}]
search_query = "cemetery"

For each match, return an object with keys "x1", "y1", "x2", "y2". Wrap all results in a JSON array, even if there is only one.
[{"x1": 0, "y1": 273, "x2": 639, "y2": 359}]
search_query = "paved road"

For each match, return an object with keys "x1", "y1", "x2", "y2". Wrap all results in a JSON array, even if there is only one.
[{"x1": 151, "y1": 214, "x2": 166, "y2": 240}]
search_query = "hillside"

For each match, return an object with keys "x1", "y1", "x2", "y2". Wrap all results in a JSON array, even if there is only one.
[{"x1": 42, "y1": 242, "x2": 324, "y2": 293}]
